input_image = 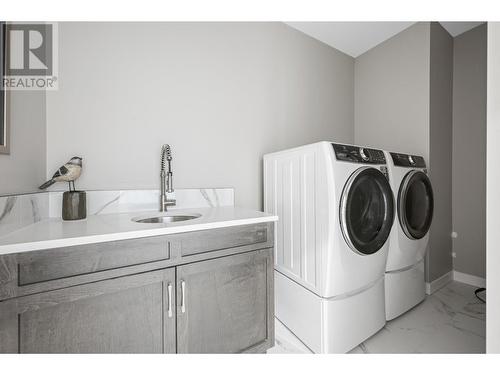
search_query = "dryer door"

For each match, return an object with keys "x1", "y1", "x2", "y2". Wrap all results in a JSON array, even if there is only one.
[
  {"x1": 340, "y1": 166, "x2": 395, "y2": 255},
  {"x1": 398, "y1": 170, "x2": 434, "y2": 240}
]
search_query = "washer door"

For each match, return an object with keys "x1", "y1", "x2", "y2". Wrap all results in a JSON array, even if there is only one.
[
  {"x1": 340, "y1": 167, "x2": 395, "y2": 255},
  {"x1": 398, "y1": 170, "x2": 434, "y2": 240}
]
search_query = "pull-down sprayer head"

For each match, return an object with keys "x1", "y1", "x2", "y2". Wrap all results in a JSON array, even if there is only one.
[
  {"x1": 161, "y1": 144, "x2": 172, "y2": 171},
  {"x1": 160, "y1": 144, "x2": 175, "y2": 211}
]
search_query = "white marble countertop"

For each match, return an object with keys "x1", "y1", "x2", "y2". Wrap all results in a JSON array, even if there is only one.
[{"x1": 0, "y1": 207, "x2": 278, "y2": 255}]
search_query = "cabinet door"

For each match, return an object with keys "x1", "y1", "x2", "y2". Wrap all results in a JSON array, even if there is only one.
[
  {"x1": 176, "y1": 249, "x2": 274, "y2": 353},
  {"x1": 0, "y1": 268, "x2": 176, "y2": 353}
]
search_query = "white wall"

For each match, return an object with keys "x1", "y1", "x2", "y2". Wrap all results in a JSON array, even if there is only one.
[
  {"x1": 452, "y1": 24, "x2": 487, "y2": 279},
  {"x1": 487, "y1": 21, "x2": 500, "y2": 353},
  {"x1": 46, "y1": 22, "x2": 354, "y2": 209},
  {"x1": 354, "y1": 22, "x2": 430, "y2": 159},
  {"x1": 0, "y1": 91, "x2": 46, "y2": 195},
  {"x1": 428, "y1": 22, "x2": 454, "y2": 283}
]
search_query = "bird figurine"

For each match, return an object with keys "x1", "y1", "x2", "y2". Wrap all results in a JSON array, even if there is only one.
[{"x1": 39, "y1": 156, "x2": 83, "y2": 191}]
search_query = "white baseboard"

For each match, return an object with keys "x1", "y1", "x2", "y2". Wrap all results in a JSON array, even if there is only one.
[
  {"x1": 453, "y1": 271, "x2": 486, "y2": 288},
  {"x1": 426, "y1": 270, "x2": 486, "y2": 295},
  {"x1": 425, "y1": 271, "x2": 453, "y2": 295}
]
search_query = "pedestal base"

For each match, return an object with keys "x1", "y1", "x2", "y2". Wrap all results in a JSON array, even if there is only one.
[{"x1": 62, "y1": 191, "x2": 87, "y2": 221}]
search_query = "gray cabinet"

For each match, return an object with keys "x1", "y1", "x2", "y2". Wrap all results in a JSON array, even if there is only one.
[
  {"x1": 0, "y1": 224, "x2": 275, "y2": 354},
  {"x1": 0, "y1": 268, "x2": 176, "y2": 353},
  {"x1": 176, "y1": 249, "x2": 274, "y2": 353}
]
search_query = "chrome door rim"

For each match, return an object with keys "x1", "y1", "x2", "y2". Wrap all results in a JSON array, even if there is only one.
[
  {"x1": 398, "y1": 169, "x2": 434, "y2": 240},
  {"x1": 339, "y1": 166, "x2": 394, "y2": 255}
]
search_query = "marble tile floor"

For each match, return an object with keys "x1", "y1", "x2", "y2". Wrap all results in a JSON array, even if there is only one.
[{"x1": 268, "y1": 281, "x2": 486, "y2": 354}]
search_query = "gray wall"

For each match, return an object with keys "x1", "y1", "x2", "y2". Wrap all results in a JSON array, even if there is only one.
[
  {"x1": 0, "y1": 91, "x2": 46, "y2": 195},
  {"x1": 354, "y1": 22, "x2": 430, "y2": 159},
  {"x1": 354, "y1": 22, "x2": 454, "y2": 283},
  {"x1": 452, "y1": 24, "x2": 487, "y2": 279},
  {"x1": 487, "y1": 21, "x2": 500, "y2": 353},
  {"x1": 427, "y1": 22, "x2": 453, "y2": 282},
  {"x1": 46, "y1": 22, "x2": 354, "y2": 209}
]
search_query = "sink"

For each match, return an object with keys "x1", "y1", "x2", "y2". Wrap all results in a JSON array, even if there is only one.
[{"x1": 132, "y1": 213, "x2": 201, "y2": 224}]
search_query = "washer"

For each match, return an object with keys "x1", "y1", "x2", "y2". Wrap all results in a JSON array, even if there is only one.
[
  {"x1": 383, "y1": 151, "x2": 434, "y2": 321},
  {"x1": 264, "y1": 141, "x2": 394, "y2": 353}
]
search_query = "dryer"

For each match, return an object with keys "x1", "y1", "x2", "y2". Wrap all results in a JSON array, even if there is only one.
[
  {"x1": 383, "y1": 151, "x2": 434, "y2": 321},
  {"x1": 264, "y1": 141, "x2": 394, "y2": 353}
]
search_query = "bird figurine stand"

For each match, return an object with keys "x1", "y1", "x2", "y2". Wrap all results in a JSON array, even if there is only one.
[
  {"x1": 62, "y1": 187, "x2": 86, "y2": 221},
  {"x1": 39, "y1": 156, "x2": 86, "y2": 221}
]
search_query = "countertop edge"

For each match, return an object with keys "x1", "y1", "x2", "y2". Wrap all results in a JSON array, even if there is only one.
[{"x1": 0, "y1": 215, "x2": 278, "y2": 255}]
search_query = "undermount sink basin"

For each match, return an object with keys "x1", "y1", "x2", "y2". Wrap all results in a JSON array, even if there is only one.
[{"x1": 132, "y1": 213, "x2": 201, "y2": 224}]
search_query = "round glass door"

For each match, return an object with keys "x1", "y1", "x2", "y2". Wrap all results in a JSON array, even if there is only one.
[
  {"x1": 398, "y1": 170, "x2": 434, "y2": 240},
  {"x1": 340, "y1": 167, "x2": 395, "y2": 255}
]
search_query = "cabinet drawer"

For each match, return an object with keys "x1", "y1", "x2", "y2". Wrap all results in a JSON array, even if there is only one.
[
  {"x1": 18, "y1": 236, "x2": 171, "y2": 286},
  {"x1": 178, "y1": 223, "x2": 271, "y2": 257}
]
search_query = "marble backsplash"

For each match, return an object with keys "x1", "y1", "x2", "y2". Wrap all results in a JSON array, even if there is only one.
[
  {"x1": 49, "y1": 188, "x2": 234, "y2": 216},
  {"x1": 0, "y1": 188, "x2": 234, "y2": 237},
  {"x1": 0, "y1": 193, "x2": 49, "y2": 237}
]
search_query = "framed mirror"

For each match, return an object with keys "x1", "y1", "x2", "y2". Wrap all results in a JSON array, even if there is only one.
[{"x1": 0, "y1": 21, "x2": 8, "y2": 155}]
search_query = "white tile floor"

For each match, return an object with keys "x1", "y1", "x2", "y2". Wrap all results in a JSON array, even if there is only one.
[{"x1": 268, "y1": 281, "x2": 486, "y2": 354}]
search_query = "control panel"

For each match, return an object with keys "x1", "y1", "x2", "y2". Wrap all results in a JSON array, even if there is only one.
[
  {"x1": 332, "y1": 143, "x2": 386, "y2": 164},
  {"x1": 390, "y1": 152, "x2": 426, "y2": 168}
]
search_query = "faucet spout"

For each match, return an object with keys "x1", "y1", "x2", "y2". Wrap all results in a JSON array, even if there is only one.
[{"x1": 160, "y1": 144, "x2": 176, "y2": 212}]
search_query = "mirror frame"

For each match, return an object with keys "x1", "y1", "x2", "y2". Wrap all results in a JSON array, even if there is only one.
[{"x1": 0, "y1": 21, "x2": 9, "y2": 155}]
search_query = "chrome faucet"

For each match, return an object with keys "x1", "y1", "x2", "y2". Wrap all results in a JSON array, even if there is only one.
[{"x1": 160, "y1": 144, "x2": 176, "y2": 211}]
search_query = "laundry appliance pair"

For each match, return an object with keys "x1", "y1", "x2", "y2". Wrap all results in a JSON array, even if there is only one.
[{"x1": 263, "y1": 141, "x2": 433, "y2": 353}]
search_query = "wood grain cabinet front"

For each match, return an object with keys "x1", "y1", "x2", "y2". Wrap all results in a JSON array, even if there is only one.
[
  {"x1": 0, "y1": 268, "x2": 177, "y2": 353},
  {"x1": 176, "y1": 249, "x2": 274, "y2": 353},
  {"x1": 0, "y1": 224, "x2": 275, "y2": 354}
]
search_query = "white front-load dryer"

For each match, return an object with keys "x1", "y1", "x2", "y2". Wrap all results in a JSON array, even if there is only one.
[
  {"x1": 383, "y1": 151, "x2": 434, "y2": 321},
  {"x1": 264, "y1": 141, "x2": 395, "y2": 353}
]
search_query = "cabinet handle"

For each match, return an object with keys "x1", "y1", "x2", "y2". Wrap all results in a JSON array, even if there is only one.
[
  {"x1": 181, "y1": 280, "x2": 186, "y2": 313},
  {"x1": 167, "y1": 283, "x2": 173, "y2": 318}
]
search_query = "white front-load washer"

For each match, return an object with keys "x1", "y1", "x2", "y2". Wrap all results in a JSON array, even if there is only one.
[
  {"x1": 264, "y1": 141, "x2": 395, "y2": 353},
  {"x1": 383, "y1": 151, "x2": 434, "y2": 321}
]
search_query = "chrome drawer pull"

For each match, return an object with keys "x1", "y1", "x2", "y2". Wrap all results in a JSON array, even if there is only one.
[
  {"x1": 181, "y1": 280, "x2": 186, "y2": 313},
  {"x1": 167, "y1": 283, "x2": 173, "y2": 318}
]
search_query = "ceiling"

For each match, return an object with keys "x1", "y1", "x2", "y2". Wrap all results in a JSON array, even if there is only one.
[
  {"x1": 286, "y1": 22, "x2": 485, "y2": 58},
  {"x1": 439, "y1": 22, "x2": 484, "y2": 37}
]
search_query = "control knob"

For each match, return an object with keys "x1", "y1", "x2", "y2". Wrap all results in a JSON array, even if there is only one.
[{"x1": 359, "y1": 148, "x2": 370, "y2": 161}]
